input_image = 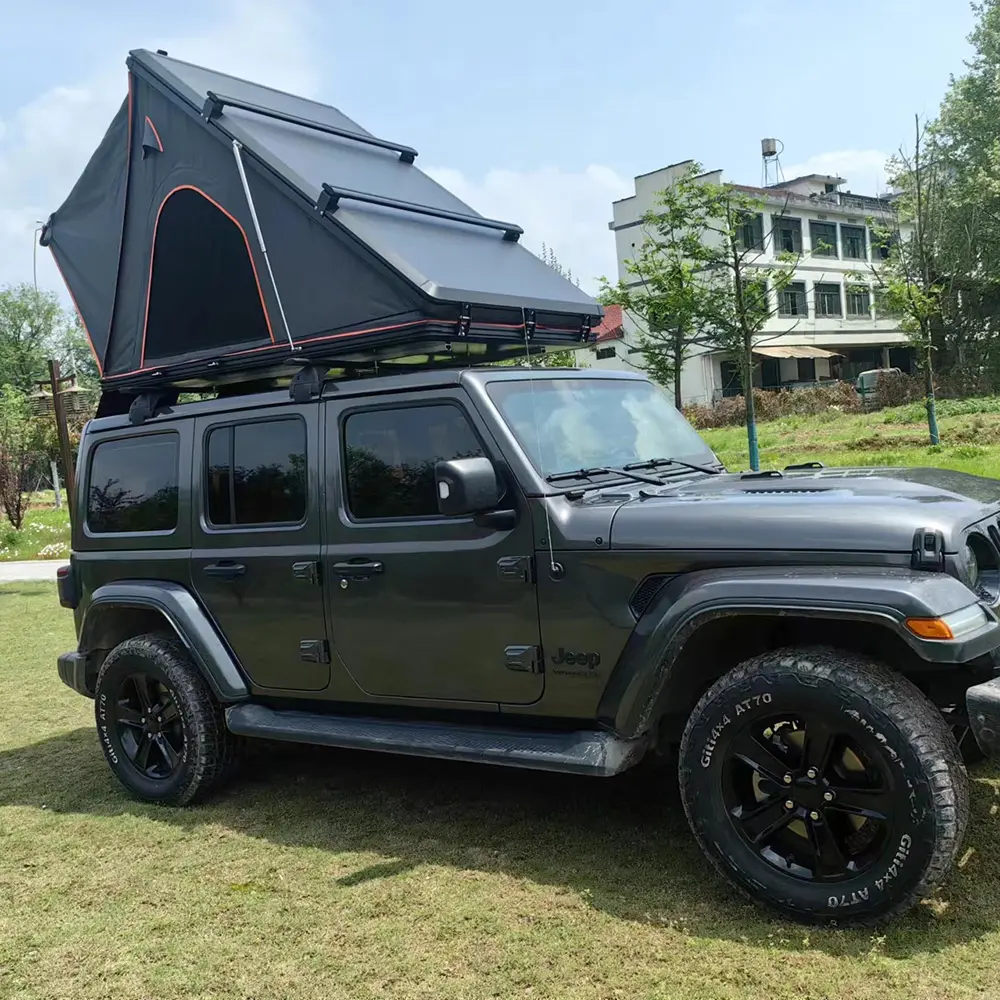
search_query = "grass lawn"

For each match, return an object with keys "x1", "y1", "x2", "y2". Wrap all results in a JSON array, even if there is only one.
[
  {"x1": 3, "y1": 585, "x2": 1000, "y2": 999},
  {"x1": 700, "y1": 397, "x2": 1000, "y2": 479}
]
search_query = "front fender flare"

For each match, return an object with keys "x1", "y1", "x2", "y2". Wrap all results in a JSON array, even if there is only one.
[
  {"x1": 79, "y1": 580, "x2": 250, "y2": 702},
  {"x1": 598, "y1": 566, "x2": 997, "y2": 739}
]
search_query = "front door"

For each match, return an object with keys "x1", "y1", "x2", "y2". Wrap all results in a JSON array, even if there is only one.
[
  {"x1": 191, "y1": 404, "x2": 329, "y2": 692},
  {"x1": 323, "y1": 391, "x2": 543, "y2": 705}
]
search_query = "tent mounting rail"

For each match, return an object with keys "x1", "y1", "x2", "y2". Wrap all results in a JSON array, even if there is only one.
[
  {"x1": 317, "y1": 184, "x2": 523, "y2": 242},
  {"x1": 202, "y1": 91, "x2": 419, "y2": 163}
]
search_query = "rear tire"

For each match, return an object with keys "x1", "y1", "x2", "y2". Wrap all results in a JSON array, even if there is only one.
[
  {"x1": 94, "y1": 633, "x2": 235, "y2": 806},
  {"x1": 678, "y1": 647, "x2": 968, "y2": 926}
]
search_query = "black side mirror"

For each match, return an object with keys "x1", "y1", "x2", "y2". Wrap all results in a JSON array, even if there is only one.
[{"x1": 434, "y1": 457, "x2": 501, "y2": 516}]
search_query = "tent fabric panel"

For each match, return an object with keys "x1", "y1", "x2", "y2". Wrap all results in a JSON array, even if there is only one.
[
  {"x1": 105, "y1": 79, "x2": 278, "y2": 376},
  {"x1": 245, "y1": 161, "x2": 423, "y2": 343},
  {"x1": 142, "y1": 186, "x2": 273, "y2": 366},
  {"x1": 45, "y1": 97, "x2": 131, "y2": 371}
]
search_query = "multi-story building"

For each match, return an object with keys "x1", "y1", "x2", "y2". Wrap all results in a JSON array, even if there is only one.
[{"x1": 578, "y1": 160, "x2": 914, "y2": 404}]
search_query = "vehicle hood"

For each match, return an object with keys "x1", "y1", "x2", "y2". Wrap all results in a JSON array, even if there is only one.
[{"x1": 608, "y1": 466, "x2": 1000, "y2": 553}]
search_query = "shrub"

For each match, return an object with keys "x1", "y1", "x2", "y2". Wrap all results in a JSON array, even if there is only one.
[{"x1": 685, "y1": 381, "x2": 861, "y2": 429}]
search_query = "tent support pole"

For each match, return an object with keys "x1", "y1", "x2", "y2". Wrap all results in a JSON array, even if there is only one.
[{"x1": 231, "y1": 140, "x2": 296, "y2": 352}]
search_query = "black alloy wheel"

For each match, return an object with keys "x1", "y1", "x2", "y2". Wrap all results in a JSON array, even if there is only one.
[
  {"x1": 113, "y1": 672, "x2": 185, "y2": 780},
  {"x1": 723, "y1": 712, "x2": 895, "y2": 884}
]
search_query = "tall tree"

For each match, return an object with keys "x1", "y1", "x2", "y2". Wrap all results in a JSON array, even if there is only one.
[
  {"x1": 872, "y1": 117, "x2": 950, "y2": 444},
  {"x1": 696, "y1": 187, "x2": 800, "y2": 470},
  {"x1": 600, "y1": 164, "x2": 720, "y2": 407},
  {"x1": 0, "y1": 284, "x2": 65, "y2": 393}
]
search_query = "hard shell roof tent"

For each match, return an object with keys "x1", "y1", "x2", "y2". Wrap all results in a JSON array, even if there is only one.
[{"x1": 41, "y1": 49, "x2": 601, "y2": 409}]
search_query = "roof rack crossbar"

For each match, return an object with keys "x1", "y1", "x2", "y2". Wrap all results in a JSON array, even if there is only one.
[
  {"x1": 317, "y1": 183, "x2": 523, "y2": 242},
  {"x1": 202, "y1": 90, "x2": 418, "y2": 163}
]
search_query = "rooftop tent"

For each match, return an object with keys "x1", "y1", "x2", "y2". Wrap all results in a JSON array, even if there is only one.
[{"x1": 42, "y1": 50, "x2": 601, "y2": 392}]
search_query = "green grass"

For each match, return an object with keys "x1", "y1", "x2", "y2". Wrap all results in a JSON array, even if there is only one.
[
  {"x1": 4, "y1": 585, "x2": 1000, "y2": 998},
  {"x1": 702, "y1": 401, "x2": 1000, "y2": 479},
  {"x1": 0, "y1": 492, "x2": 70, "y2": 561}
]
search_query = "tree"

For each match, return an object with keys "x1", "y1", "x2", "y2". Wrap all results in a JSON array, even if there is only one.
[
  {"x1": 55, "y1": 317, "x2": 101, "y2": 388},
  {"x1": 0, "y1": 385, "x2": 35, "y2": 531},
  {"x1": 871, "y1": 117, "x2": 950, "y2": 444},
  {"x1": 600, "y1": 164, "x2": 721, "y2": 407},
  {"x1": 0, "y1": 284, "x2": 68, "y2": 393},
  {"x1": 695, "y1": 186, "x2": 800, "y2": 470}
]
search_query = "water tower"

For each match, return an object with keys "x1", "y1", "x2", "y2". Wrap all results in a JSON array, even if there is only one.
[{"x1": 761, "y1": 137, "x2": 785, "y2": 187}]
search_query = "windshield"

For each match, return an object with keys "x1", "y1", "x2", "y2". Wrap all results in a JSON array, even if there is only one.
[{"x1": 486, "y1": 377, "x2": 716, "y2": 479}]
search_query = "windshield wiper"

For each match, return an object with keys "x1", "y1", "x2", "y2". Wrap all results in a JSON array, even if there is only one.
[
  {"x1": 623, "y1": 456, "x2": 722, "y2": 476},
  {"x1": 545, "y1": 466, "x2": 665, "y2": 486}
]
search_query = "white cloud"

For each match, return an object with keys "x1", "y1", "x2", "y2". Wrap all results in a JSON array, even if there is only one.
[
  {"x1": 425, "y1": 164, "x2": 630, "y2": 294},
  {"x1": 0, "y1": 0, "x2": 322, "y2": 297},
  {"x1": 780, "y1": 149, "x2": 893, "y2": 197}
]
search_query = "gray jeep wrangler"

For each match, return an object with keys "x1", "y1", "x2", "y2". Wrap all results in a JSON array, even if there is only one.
[{"x1": 56, "y1": 366, "x2": 1000, "y2": 926}]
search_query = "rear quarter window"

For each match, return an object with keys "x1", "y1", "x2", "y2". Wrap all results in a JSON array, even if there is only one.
[{"x1": 86, "y1": 433, "x2": 180, "y2": 534}]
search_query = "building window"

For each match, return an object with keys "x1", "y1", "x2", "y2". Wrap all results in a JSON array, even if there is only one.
[
  {"x1": 87, "y1": 433, "x2": 179, "y2": 534},
  {"x1": 815, "y1": 283, "x2": 843, "y2": 317},
  {"x1": 778, "y1": 282, "x2": 807, "y2": 317},
  {"x1": 842, "y1": 225, "x2": 867, "y2": 260},
  {"x1": 809, "y1": 221, "x2": 838, "y2": 257},
  {"x1": 206, "y1": 418, "x2": 307, "y2": 526},
  {"x1": 595, "y1": 346, "x2": 616, "y2": 360},
  {"x1": 736, "y1": 212, "x2": 764, "y2": 252},
  {"x1": 798, "y1": 358, "x2": 817, "y2": 382},
  {"x1": 846, "y1": 285, "x2": 871, "y2": 317},
  {"x1": 873, "y1": 230, "x2": 898, "y2": 260},
  {"x1": 344, "y1": 404, "x2": 485, "y2": 520},
  {"x1": 772, "y1": 216, "x2": 803, "y2": 255}
]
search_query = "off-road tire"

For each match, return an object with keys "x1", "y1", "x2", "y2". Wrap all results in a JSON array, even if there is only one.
[
  {"x1": 678, "y1": 647, "x2": 969, "y2": 926},
  {"x1": 94, "y1": 633, "x2": 235, "y2": 806}
]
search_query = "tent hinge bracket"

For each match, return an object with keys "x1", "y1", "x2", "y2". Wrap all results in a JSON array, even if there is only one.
[
  {"x1": 523, "y1": 309, "x2": 536, "y2": 341},
  {"x1": 457, "y1": 305, "x2": 471, "y2": 338},
  {"x1": 580, "y1": 317, "x2": 594, "y2": 342}
]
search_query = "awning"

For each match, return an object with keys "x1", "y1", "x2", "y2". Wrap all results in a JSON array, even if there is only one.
[{"x1": 753, "y1": 345, "x2": 841, "y2": 359}]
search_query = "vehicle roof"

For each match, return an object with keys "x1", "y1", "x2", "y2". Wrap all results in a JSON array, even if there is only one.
[{"x1": 84, "y1": 366, "x2": 649, "y2": 434}]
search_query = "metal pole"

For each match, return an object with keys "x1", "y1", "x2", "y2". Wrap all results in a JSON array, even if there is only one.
[
  {"x1": 51, "y1": 460, "x2": 61, "y2": 509},
  {"x1": 231, "y1": 140, "x2": 296, "y2": 351},
  {"x1": 48, "y1": 360, "x2": 76, "y2": 521}
]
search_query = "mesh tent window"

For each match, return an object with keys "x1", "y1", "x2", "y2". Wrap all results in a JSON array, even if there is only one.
[{"x1": 142, "y1": 186, "x2": 273, "y2": 365}]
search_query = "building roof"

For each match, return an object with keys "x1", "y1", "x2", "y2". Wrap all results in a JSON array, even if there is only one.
[{"x1": 593, "y1": 303, "x2": 624, "y2": 343}]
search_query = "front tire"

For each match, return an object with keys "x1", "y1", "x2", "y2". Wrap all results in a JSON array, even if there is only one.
[
  {"x1": 94, "y1": 633, "x2": 234, "y2": 806},
  {"x1": 678, "y1": 647, "x2": 968, "y2": 926}
]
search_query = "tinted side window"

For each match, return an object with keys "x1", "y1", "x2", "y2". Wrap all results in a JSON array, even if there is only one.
[
  {"x1": 87, "y1": 433, "x2": 179, "y2": 533},
  {"x1": 344, "y1": 405, "x2": 484, "y2": 519},
  {"x1": 206, "y1": 418, "x2": 306, "y2": 526}
]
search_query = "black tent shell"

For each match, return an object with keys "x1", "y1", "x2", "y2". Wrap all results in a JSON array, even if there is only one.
[{"x1": 42, "y1": 50, "x2": 602, "y2": 392}]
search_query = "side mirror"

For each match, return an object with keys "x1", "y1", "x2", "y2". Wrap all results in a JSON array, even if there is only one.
[{"x1": 434, "y1": 457, "x2": 502, "y2": 516}]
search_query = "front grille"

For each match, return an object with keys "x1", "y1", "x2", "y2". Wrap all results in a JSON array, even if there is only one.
[{"x1": 629, "y1": 574, "x2": 669, "y2": 618}]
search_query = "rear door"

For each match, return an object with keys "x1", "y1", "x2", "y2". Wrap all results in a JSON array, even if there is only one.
[
  {"x1": 191, "y1": 404, "x2": 329, "y2": 692},
  {"x1": 323, "y1": 390, "x2": 543, "y2": 705}
]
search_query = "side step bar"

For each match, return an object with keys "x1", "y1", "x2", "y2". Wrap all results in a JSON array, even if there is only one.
[{"x1": 225, "y1": 704, "x2": 647, "y2": 777}]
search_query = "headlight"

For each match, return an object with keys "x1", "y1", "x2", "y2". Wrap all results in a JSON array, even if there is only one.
[{"x1": 964, "y1": 532, "x2": 1000, "y2": 603}]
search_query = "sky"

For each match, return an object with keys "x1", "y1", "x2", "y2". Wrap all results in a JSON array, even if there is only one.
[{"x1": 0, "y1": 0, "x2": 979, "y2": 301}]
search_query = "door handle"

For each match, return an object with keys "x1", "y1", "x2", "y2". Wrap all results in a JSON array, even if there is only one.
[
  {"x1": 332, "y1": 560, "x2": 384, "y2": 578},
  {"x1": 202, "y1": 561, "x2": 246, "y2": 581}
]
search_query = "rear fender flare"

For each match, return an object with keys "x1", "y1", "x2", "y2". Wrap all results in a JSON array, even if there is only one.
[
  {"x1": 79, "y1": 580, "x2": 249, "y2": 702},
  {"x1": 599, "y1": 566, "x2": 994, "y2": 738}
]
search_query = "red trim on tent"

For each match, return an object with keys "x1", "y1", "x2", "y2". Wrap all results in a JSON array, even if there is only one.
[
  {"x1": 48, "y1": 249, "x2": 104, "y2": 377},
  {"x1": 139, "y1": 184, "x2": 277, "y2": 367},
  {"x1": 143, "y1": 115, "x2": 163, "y2": 152}
]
